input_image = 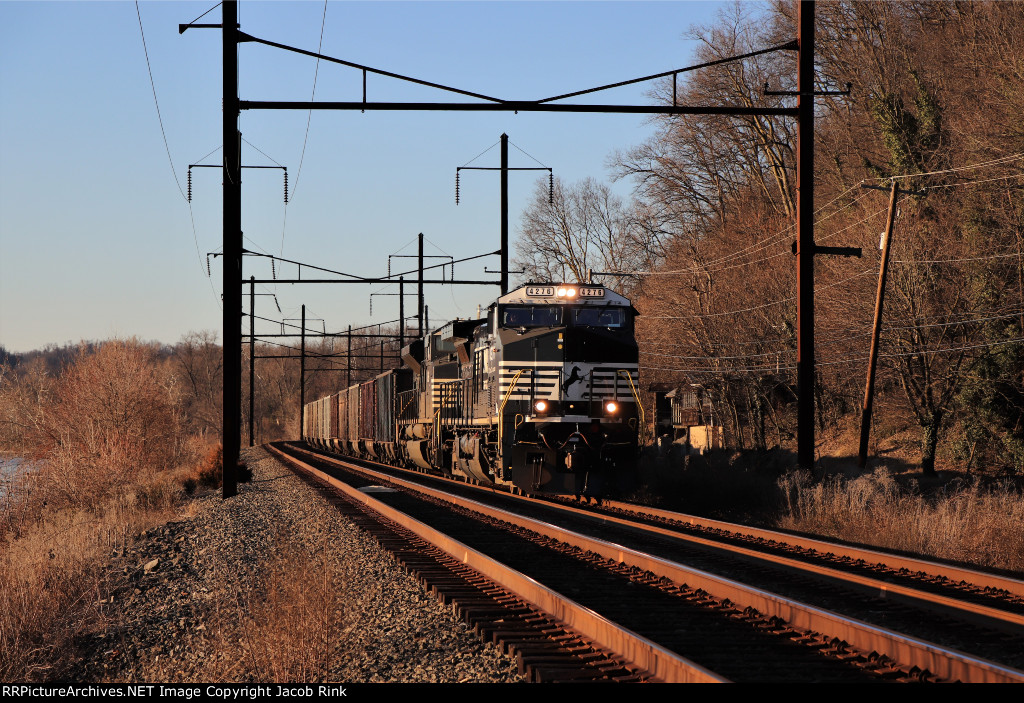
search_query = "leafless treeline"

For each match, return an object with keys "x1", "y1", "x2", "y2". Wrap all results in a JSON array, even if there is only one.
[
  {"x1": 0, "y1": 325, "x2": 407, "y2": 454},
  {"x1": 514, "y1": 1, "x2": 1024, "y2": 473}
]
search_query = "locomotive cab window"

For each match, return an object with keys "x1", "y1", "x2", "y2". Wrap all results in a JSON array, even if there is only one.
[
  {"x1": 572, "y1": 306, "x2": 629, "y2": 329},
  {"x1": 501, "y1": 306, "x2": 563, "y2": 328}
]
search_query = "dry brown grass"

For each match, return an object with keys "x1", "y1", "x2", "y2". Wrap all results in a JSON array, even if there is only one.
[
  {"x1": 0, "y1": 473, "x2": 184, "y2": 680},
  {"x1": 234, "y1": 539, "x2": 339, "y2": 682},
  {"x1": 139, "y1": 537, "x2": 341, "y2": 683},
  {"x1": 0, "y1": 341, "x2": 223, "y2": 680},
  {"x1": 777, "y1": 469, "x2": 1024, "y2": 572}
]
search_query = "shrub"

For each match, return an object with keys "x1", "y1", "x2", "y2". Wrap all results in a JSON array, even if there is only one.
[{"x1": 777, "y1": 469, "x2": 1024, "y2": 571}]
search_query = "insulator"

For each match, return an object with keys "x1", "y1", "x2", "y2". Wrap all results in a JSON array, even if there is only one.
[
  {"x1": 271, "y1": 258, "x2": 276, "y2": 280},
  {"x1": 206, "y1": 255, "x2": 211, "y2": 277},
  {"x1": 187, "y1": 169, "x2": 192, "y2": 203},
  {"x1": 455, "y1": 171, "x2": 460, "y2": 205},
  {"x1": 549, "y1": 172, "x2": 554, "y2": 205},
  {"x1": 283, "y1": 169, "x2": 289, "y2": 204}
]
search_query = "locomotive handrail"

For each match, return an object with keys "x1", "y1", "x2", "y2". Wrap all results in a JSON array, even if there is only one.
[
  {"x1": 618, "y1": 369, "x2": 646, "y2": 446},
  {"x1": 396, "y1": 391, "x2": 417, "y2": 424},
  {"x1": 497, "y1": 369, "x2": 525, "y2": 461}
]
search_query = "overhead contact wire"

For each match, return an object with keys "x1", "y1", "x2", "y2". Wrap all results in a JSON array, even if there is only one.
[{"x1": 135, "y1": 0, "x2": 219, "y2": 307}]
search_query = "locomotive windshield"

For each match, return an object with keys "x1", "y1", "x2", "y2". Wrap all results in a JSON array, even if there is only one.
[
  {"x1": 571, "y1": 306, "x2": 629, "y2": 329},
  {"x1": 502, "y1": 305, "x2": 563, "y2": 328}
]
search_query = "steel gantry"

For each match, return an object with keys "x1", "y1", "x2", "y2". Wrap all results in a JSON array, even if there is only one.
[{"x1": 183, "y1": 1, "x2": 840, "y2": 496}]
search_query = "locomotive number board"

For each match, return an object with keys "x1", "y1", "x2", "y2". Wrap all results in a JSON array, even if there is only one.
[{"x1": 524, "y1": 286, "x2": 605, "y2": 298}]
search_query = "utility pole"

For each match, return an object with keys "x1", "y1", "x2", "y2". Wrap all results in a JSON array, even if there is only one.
[
  {"x1": 418, "y1": 233, "x2": 424, "y2": 337},
  {"x1": 501, "y1": 133, "x2": 509, "y2": 294},
  {"x1": 346, "y1": 324, "x2": 352, "y2": 388},
  {"x1": 858, "y1": 180, "x2": 900, "y2": 468},
  {"x1": 796, "y1": 1, "x2": 815, "y2": 472},
  {"x1": 249, "y1": 276, "x2": 255, "y2": 447},
  {"x1": 300, "y1": 304, "x2": 306, "y2": 436},
  {"x1": 457, "y1": 134, "x2": 550, "y2": 294},
  {"x1": 399, "y1": 276, "x2": 405, "y2": 348},
  {"x1": 222, "y1": 0, "x2": 240, "y2": 499}
]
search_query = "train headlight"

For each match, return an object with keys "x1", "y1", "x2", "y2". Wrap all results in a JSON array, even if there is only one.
[
  {"x1": 556, "y1": 287, "x2": 567, "y2": 297},
  {"x1": 605, "y1": 401, "x2": 618, "y2": 414},
  {"x1": 565, "y1": 287, "x2": 577, "y2": 298},
  {"x1": 535, "y1": 400, "x2": 548, "y2": 413}
]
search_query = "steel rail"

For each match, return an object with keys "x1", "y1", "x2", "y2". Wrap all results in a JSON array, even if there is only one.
[
  {"x1": 527, "y1": 500, "x2": 1024, "y2": 635},
  {"x1": 597, "y1": 498, "x2": 1024, "y2": 599},
  {"x1": 277, "y1": 442, "x2": 1024, "y2": 684},
  {"x1": 266, "y1": 443, "x2": 726, "y2": 683},
  {"x1": 290, "y1": 442, "x2": 1024, "y2": 621}
]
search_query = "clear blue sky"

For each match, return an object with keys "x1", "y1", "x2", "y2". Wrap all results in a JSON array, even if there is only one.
[{"x1": 0, "y1": 0, "x2": 748, "y2": 353}]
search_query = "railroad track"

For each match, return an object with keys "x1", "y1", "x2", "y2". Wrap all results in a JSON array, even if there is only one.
[{"x1": 267, "y1": 441, "x2": 1024, "y2": 683}]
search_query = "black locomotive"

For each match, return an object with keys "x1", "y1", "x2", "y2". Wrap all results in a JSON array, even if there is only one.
[{"x1": 303, "y1": 283, "x2": 642, "y2": 495}]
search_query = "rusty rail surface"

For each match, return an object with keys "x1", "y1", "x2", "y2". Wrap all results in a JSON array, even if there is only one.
[
  {"x1": 266, "y1": 443, "x2": 726, "y2": 683},
  {"x1": 287, "y1": 442, "x2": 1024, "y2": 634},
  {"x1": 277, "y1": 441, "x2": 1024, "y2": 684},
  {"x1": 598, "y1": 498, "x2": 1024, "y2": 599}
]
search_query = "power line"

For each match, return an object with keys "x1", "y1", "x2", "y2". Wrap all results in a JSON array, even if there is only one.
[
  {"x1": 287, "y1": 0, "x2": 328, "y2": 206},
  {"x1": 893, "y1": 252, "x2": 1024, "y2": 265},
  {"x1": 186, "y1": 2, "x2": 222, "y2": 27},
  {"x1": 641, "y1": 333, "x2": 1024, "y2": 375},
  {"x1": 874, "y1": 152, "x2": 1024, "y2": 181},
  {"x1": 920, "y1": 172, "x2": 1024, "y2": 190},
  {"x1": 135, "y1": 1, "x2": 219, "y2": 308},
  {"x1": 136, "y1": 2, "x2": 185, "y2": 202},
  {"x1": 242, "y1": 137, "x2": 284, "y2": 167},
  {"x1": 612, "y1": 187, "x2": 884, "y2": 277},
  {"x1": 639, "y1": 267, "x2": 874, "y2": 320}
]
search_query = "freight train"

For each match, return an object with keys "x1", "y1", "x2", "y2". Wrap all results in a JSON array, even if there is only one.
[{"x1": 302, "y1": 282, "x2": 642, "y2": 496}]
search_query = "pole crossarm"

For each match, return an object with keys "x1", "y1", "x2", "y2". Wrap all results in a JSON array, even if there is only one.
[
  {"x1": 249, "y1": 278, "x2": 499, "y2": 285},
  {"x1": 241, "y1": 100, "x2": 797, "y2": 116},
  {"x1": 381, "y1": 249, "x2": 497, "y2": 280},
  {"x1": 237, "y1": 31, "x2": 796, "y2": 109},
  {"x1": 242, "y1": 250, "x2": 369, "y2": 280},
  {"x1": 458, "y1": 167, "x2": 551, "y2": 172},
  {"x1": 245, "y1": 311, "x2": 411, "y2": 336},
  {"x1": 537, "y1": 40, "x2": 798, "y2": 103},
  {"x1": 238, "y1": 32, "x2": 507, "y2": 103},
  {"x1": 255, "y1": 333, "x2": 404, "y2": 340},
  {"x1": 189, "y1": 163, "x2": 284, "y2": 169},
  {"x1": 238, "y1": 249, "x2": 498, "y2": 283},
  {"x1": 255, "y1": 337, "x2": 400, "y2": 359}
]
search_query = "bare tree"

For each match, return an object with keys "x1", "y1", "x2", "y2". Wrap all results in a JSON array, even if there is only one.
[
  {"x1": 173, "y1": 331, "x2": 223, "y2": 436},
  {"x1": 514, "y1": 176, "x2": 652, "y2": 293}
]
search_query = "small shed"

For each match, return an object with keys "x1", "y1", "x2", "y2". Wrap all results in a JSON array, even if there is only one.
[{"x1": 649, "y1": 383, "x2": 724, "y2": 453}]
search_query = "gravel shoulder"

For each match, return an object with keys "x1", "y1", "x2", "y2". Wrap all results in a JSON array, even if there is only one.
[{"x1": 65, "y1": 446, "x2": 523, "y2": 683}]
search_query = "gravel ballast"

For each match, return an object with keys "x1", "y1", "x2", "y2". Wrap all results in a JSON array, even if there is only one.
[{"x1": 68, "y1": 446, "x2": 523, "y2": 683}]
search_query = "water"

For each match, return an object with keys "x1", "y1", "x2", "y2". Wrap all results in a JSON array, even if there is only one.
[{"x1": 0, "y1": 457, "x2": 30, "y2": 500}]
